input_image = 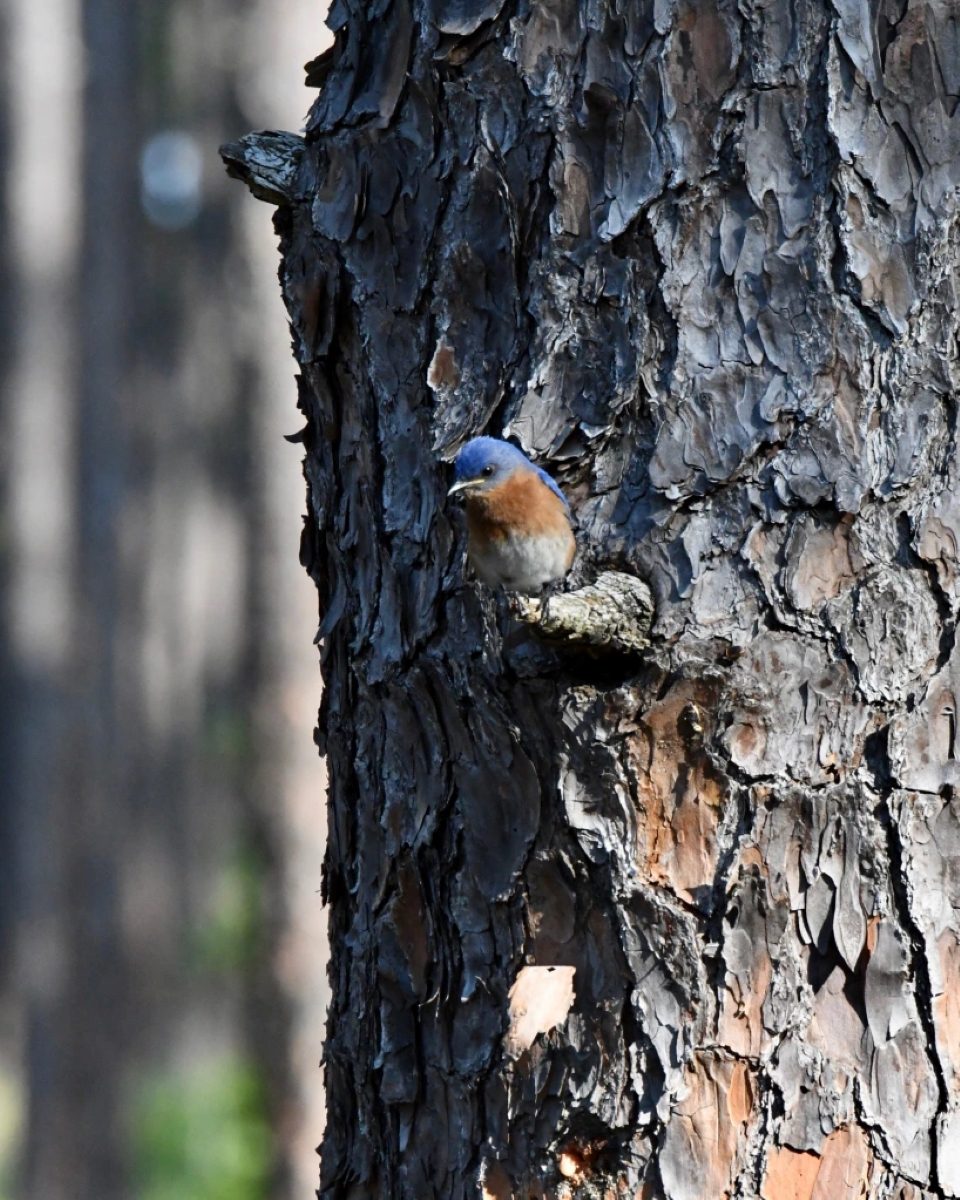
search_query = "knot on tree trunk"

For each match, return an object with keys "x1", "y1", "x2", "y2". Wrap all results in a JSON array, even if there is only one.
[{"x1": 515, "y1": 571, "x2": 654, "y2": 656}]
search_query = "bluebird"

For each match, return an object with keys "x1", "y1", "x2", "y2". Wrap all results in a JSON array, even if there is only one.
[{"x1": 447, "y1": 437, "x2": 576, "y2": 594}]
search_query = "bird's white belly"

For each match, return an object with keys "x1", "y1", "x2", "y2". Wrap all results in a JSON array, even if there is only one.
[{"x1": 469, "y1": 530, "x2": 574, "y2": 594}]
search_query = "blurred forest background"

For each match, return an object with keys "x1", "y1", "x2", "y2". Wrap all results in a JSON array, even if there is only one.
[{"x1": 0, "y1": 2, "x2": 330, "y2": 1197}]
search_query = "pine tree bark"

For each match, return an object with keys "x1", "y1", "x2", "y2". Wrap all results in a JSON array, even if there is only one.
[{"x1": 226, "y1": 1, "x2": 960, "y2": 1196}]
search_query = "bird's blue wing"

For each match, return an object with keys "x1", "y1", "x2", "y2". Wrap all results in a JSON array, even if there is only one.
[{"x1": 535, "y1": 465, "x2": 570, "y2": 510}]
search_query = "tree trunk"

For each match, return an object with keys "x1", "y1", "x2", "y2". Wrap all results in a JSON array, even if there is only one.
[{"x1": 225, "y1": 0, "x2": 960, "y2": 1195}]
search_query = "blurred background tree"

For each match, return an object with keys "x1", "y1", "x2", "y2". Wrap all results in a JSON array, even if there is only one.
[{"x1": 0, "y1": 2, "x2": 330, "y2": 1197}]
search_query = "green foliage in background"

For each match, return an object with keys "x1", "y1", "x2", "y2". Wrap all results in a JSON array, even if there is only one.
[
  {"x1": 188, "y1": 843, "x2": 265, "y2": 974},
  {"x1": 133, "y1": 1058, "x2": 271, "y2": 1200},
  {"x1": 134, "y1": 837, "x2": 272, "y2": 1200}
]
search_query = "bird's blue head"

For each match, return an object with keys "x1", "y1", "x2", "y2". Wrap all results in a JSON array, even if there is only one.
[{"x1": 447, "y1": 436, "x2": 568, "y2": 507}]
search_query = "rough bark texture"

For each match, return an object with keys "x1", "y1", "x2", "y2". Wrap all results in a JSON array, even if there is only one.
[{"x1": 227, "y1": 0, "x2": 960, "y2": 1195}]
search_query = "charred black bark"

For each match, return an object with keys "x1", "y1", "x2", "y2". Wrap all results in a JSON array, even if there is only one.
[{"x1": 227, "y1": 1, "x2": 960, "y2": 1195}]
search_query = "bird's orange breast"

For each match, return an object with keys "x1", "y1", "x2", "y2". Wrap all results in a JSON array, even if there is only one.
[{"x1": 465, "y1": 471, "x2": 571, "y2": 545}]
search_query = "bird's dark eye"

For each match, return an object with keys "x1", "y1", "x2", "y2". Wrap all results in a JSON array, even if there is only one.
[{"x1": 482, "y1": 465, "x2": 495, "y2": 477}]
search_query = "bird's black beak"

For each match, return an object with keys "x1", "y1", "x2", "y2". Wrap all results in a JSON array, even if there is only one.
[{"x1": 447, "y1": 478, "x2": 479, "y2": 498}]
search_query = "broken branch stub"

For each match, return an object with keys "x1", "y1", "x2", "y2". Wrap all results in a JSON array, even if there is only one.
[
  {"x1": 219, "y1": 130, "x2": 306, "y2": 206},
  {"x1": 515, "y1": 571, "x2": 654, "y2": 656}
]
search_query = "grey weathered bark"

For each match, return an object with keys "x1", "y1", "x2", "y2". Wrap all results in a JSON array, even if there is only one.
[{"x1": 226, "y1": 0, "x2": 960, "y2": 1196}]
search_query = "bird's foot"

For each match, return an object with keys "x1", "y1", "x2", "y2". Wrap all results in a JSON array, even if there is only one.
[
  {"x1": 539, "y1": 580, "x2": 566, "y2": 609},
  {"x1": 510, "y1": 593, "x2": 542, "y2": 623}
]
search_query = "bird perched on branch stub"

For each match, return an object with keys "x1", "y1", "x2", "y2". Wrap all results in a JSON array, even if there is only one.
[{"x1": 447, "y1": 437, "x2": 576, "y2": 595}]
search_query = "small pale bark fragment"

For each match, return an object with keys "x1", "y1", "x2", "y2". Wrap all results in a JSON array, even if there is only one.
[
  {"x1": 427, "y1": 338, "x2": 460, "y2": 392},
  {"x1": 762, "y1": 1127, "x2": 873, "y2": 1200},
  {"x1": 659, "y1": 1054, "x2": 755, "y2": 1200},
  {"x1": 504, "y1": 964, "x2": 576, "y2": 1058},
  {"x1": 783, "y1": 514, "x2": 859, "y2": 611},
  {"x1": 934, "y1": 932, "x2": 960, "y2": 1091},
  {"x1": 938, "y1": 1109, "x2": 960, "y2": 1197},
  {"x1": 761, "y1": 1146, "x2": 821, "y2": 1200},
  {"x1": 807, "y1": 966, "x2": 870, "y2": 1075},
  {"x1": 812, "y1": 1125, "x2": 874, "y2": 1198}
]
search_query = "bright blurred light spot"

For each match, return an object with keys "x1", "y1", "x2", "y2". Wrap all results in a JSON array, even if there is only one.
[
  {"x1": 0, "y1": 1063, "x2": 24, "y2": 1195},
  {"x1": 140, "y1": 131, "x2": 203, "y2": 231}
]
